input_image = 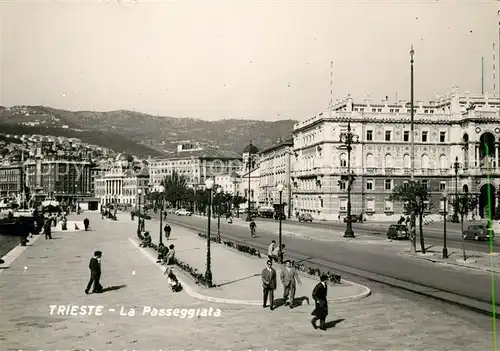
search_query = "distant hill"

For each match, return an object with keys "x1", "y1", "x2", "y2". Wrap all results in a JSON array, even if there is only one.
[{"x1": 0, "y1": 106, "x2": 297, "y2": 155}]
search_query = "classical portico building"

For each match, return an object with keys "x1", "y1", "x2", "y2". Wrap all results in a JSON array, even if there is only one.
[
  {"x1": 292, "y1": 87, "x2": 500, "y2": 221},
  {"x1": 94, "y1": 153, "x2": 149, "y2": 206}
]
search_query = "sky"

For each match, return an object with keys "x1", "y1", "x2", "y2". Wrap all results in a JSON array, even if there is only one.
[{"x1": 0, "y1": 0, "x2": 498, "y2": 121}]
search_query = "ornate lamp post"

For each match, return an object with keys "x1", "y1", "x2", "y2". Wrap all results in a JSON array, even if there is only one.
[
  {"x1": 452, "y1": 157, "x2": 461, "y2": 223},
  {"x1": 205, "y1": 178, "x2": 214, "y2": 286},
  {"x1": 158, "y1": 185, "x2": 165, "y2": 246},
  {"x1": 216, "y1": 187, "x2": 223, "y2": 243},
  {"x1": 137, "y1": 189, "x2": 142, "y2": 234},
  {"x1": 339, "y1": 121, "x2": 359, "y2": 238},
  {"x1": 244, "y1": 142, "x2": 259, "y2": 222},
  {"x1": 442, "y1": 191, "x2": 448, "y2": 259},
  {"x1": 277, "y1": 183, "x2": 284, "y2": 263}
]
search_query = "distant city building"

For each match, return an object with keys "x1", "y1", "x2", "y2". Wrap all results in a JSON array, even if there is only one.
[
  {"x1": 0, "y1": 162, "x2": 23, "y2": 196},
  {"x1": 24, "y1": 143, "x2": 92, "y2": 200},
  {"x1": 292, "y1": 87, "x2": 500, "y2": 221},
  {"x1": 148, "y1": 143, "x2": 243, "y2": 190},
  {"x1": 94, "y1": 153, "x2": 149, "y2": 206},
  {"x1": 90, "y1": 165, "x2": 106, "y2": 196},
  {"x1": 258, "y1": 138, "x2": 294, "y2": 217}
]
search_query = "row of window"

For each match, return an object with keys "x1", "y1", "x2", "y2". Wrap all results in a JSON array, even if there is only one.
[
  {"x1": 339, "y1": 179, "x2": 446, "y2": 191},
  {"x1": 367, "y1": 130, "x2": 446, "y2": 143}
]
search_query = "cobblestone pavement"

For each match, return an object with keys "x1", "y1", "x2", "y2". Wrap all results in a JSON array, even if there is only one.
[
  {"x1": 129, "y1": 220, "x2": 367, "y2": 303},
  {"x1": 0, "y1": 212, "x2": 495, "y2": 350}
]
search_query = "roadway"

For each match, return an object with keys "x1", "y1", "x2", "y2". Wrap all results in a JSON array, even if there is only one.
[
  {"x1": 253, "y1": 217, "x2": 495, "y2": 253},
  {"x1": 162, "y1": 213, "x2": 500, "y2": 315}
]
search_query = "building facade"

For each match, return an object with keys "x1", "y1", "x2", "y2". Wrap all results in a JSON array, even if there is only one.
[
  {"x1": 94, "y1": 153, "x2": 149, "y2": 206},
  {"x1": 292, "y1": 88, "x2": 500, "y2": 221},
  {"x1": 258, "y1": 138, "x2": 294, "y2": 218},
  {"x1": 0, "y1": 162, "x2": 23, "y2": 196},
  {"x1": 149, "y1": 143, "x2": 243, "y2": 189},
  {"x1": 24, "y1": 143, "x2": 92, "y2": 200}
]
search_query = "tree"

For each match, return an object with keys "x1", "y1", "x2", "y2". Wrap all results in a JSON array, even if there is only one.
[
  {"x1": 390, "y1": 181, "x2": 432, "y2": 254},
  {"x1": 451, "y1": 193, "x2": 479, "y2": 261},
  {"x1": 161, "y1": 171, "x2": 189, "y2": 208}
]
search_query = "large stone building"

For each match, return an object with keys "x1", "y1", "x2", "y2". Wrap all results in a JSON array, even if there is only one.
[
  {"x1": 258, "y1": 138, "x2": 294, "y2": 218},
  {"x1": 0, "y1": 162, "x2": 23, "y2": 196},
  {"x1": 148, "y1": 143, "x2": 243, "y2": 190},
  {"x1": 24, "y1": 143, "x2": 92, "y2": 201},
  {"x1": 94, "y1": 153, "x2": 149, "y2": 206},
  {"x1": 292, "y1": 87, "x2": 500, "y2": 221}
]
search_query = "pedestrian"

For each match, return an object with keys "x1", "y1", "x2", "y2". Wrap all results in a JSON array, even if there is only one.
[
  {"x1": 163, "y1": 211, "x2": 167, "y2": 220},
  {"x1": 85, "y1": 251, "x2": 103, "y2": 294},
  {"x1": 164, "y1": 223, "x2": 171, "y2": 240},
  {"x1": 261, "y1": 260, "x2": 277, "y2": 310},
  {"x1": 163, "y1": 244, "x2": 175, "y2": 265},
  {"x1": 83, "y1": 218, "x2": 90, "y2": 231},
  {"x1": 279, "y1": 244, "x2": 286, "y2": 263},
  {"x1": 280, "y1": 260, "x2": 301, "y2": 308},
  {"x1": 140, "y1": 217, "x2": 145, "y2": 232},
  {"x1": 311, "y1": 274, "x2": 329, "y2": 331},
  {"x1": 164, "y1": 268, "x2": 182, "y2": 292},
  {"x1": 43, "y1": 218, "x2": 52, "y2": 239},
  {"x1": 156, "y1": 243, "x2": 169, "y2": 263},
  {"x1": 268, "y1": 240, "x2": 277, "y2": 262},
  {"x1": 140, "y1": 232, "x2": 152, "y2": 247}
]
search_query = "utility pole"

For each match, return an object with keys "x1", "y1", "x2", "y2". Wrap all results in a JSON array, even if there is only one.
[{"x1": 409, "y1": 45, "x2": 417, "y2": 253}]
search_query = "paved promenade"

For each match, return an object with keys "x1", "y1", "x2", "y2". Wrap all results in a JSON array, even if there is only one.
[
  {"x1": 128, "y1": 214, "x2": 369, "y2": 304},
  {"x1": 0, "y1": 211, "x2": 494, "y2": 350}
]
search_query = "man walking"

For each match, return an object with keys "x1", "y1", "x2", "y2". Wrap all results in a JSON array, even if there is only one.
[
  {"x1": 267, "y1": 240, "x2": 277, "y2": 262},
  {"x1": 85, "y1": 251, "x2": 103, "y2": 294},
  {"x1": 311, "y1": 274, "x2": 329, "y2": 330},
  {"x1": 43, "y1": 218, "x2": 52, "y2": 239},
  {"x1": 280, "y1": 260, "x2": 301, "y2": 308},
  {"x1": 261, "y1": 260, "x2": 277, "y2": 310},
  {"x1": 164, "y1": 223, "x2": 171, "y2": 240},
  {"x1": 83, "y1": 218, "x2": 90, "y2": 231}
]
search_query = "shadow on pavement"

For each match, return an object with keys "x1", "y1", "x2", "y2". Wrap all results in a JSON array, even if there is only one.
[
  {"x1": 272, "y1": 296, "x2": 310, "y2": 309},
  {"x1": 325, "y1": 318, "x2": 345, "y2": 329},
  {"x1": 216, "y1": 273, "x2": 260, "y2": 287},
  {"x1": 101, "y1": 284, "x2": 127, "y2": 293}
]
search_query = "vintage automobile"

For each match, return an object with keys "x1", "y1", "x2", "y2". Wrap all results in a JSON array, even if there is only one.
[
  {"x1": 386, "y1": 224, "x2": 410, "y2": 240},
  {"x1": 343, "y1": 214, "x2": 362, "y2": 223},
  {"x1": 175, "y1": 208, "x2": 192, "y2": 216},
  {"x1": 298, "y1": 213, "x2": 313, "y2": 222},
  {"x1": 462, "y1": 224, "x2": 495, "y2": 241}
]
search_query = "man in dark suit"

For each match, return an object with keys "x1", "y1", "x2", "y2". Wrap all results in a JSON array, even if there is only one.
[
  {"x1": 261, "y1": 260, "x2": 277, "y2": 310},
  {"x1": 280, "y1": 260, "x2": 301, "y2": 308},
  {"x1": 83, "y1": 218, "x2": 90, "y2": 231},
  {"x1": 311, "y1": 274, "x2": 328, "y2": 330},
  {"x1": 85, "y1": 251, "x2": 103, "y2": 294}
]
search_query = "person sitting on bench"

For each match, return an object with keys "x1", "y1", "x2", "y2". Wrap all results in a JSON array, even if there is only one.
[
  {"x1": 156, "y1": 243, "x2": 169, "y2": 263},
  {"x1": 163, "y1": 244, "x2": 175, "y2": 265},
  {"x1": 164, "y1": 268, "x2": 182, "y2": 292},
  {"x1": 140, "y1": 232, "x2": 152, "y2": 247}
]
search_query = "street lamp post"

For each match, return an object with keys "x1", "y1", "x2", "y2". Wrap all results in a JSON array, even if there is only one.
[
  {"x1": 442, "y1": 191, "x2": 448, "y2": 258},
  {"x1": 158, "y1": 185, "x2": 165, "y2": 246},
  {"x1": 244, "y1": 142, "x2": 258, "y2": 222},
  {"x1": 339, "y1": 121, "x2": 359, "y2": 238},
  {"x1": 277, "y1": 183, "x2": 284, "y2": 263},
  {"x1": 452, "y1": 157, "x2": 461, "y2": 223},
  {"x1": 205, "y1": 178, "x2": 214, "y2": 287},
  {"x1": 216, "y1": 187, "x2": 222, "y2": 243},
  {"x1": 137, "y1": 189, "x2": 142, "y2": 234}
]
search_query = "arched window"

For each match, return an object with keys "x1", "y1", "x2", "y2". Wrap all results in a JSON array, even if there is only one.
[
  {"x1": 421, "y1": 154, "x2": 429, "y2": 169},
  {"x1": 340, "y1": 153, "x2": 347, "y2": 167},
  {"x1": 366, "y1": 154, "x2": 374, "y2": 167},
  {"x1": 463, "y1": 184, "x2": 469, "y2": 193},
  {"x1": 403, "y1": 154, "x2": 411, "y2": 169},
  {"x1": 384, "y1": 154, "x2": 393, "y2": 168},
  {"x1": 439, "y1": 155, "x2": 448, "y2": 169}
]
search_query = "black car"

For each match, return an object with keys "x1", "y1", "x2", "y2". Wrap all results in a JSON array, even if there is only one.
[
  {"x1": 386, "y1": 224, "x2": 409, "y2": 240},
  {"x1": 343, "y1": 215, "x2": 361, "y2": 223}
]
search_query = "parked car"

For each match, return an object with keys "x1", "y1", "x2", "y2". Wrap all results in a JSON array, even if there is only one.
[
  {"x1": 274, "y1": 212, "x2": 286, "y2": 220},
  {"x1": 298, "y1": 213, "x2": 313, "y2": 222},
  {"x1": 462, "y1": 224, "x2": 494, "y2": 241},
  {"x1": 386, "y1": 224, "x2": 409, "y2": 240},
  {"x1": 175, "y1": 209, "x2": 192, "y2": 216},
  {"x1": 343, "y1": 215, "x2": 362, "y2": 223}
]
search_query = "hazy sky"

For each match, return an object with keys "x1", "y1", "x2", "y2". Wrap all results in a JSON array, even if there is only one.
[{"x1": 0, "y1": 0, "x2": 498, "y2": 121}]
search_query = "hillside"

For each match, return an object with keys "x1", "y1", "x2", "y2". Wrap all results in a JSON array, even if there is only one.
[{"x1": 0, "y1": 106, "x2": 297, "y2": 154}]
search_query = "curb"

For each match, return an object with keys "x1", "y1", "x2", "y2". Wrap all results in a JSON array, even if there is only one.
[
  {"x1": 399, "y1": 251, "x2": 500, "y2": 274},
  {"x1": 128, "y1": 237, "x2": 371, "y2": 306},
  {"x1": 0, "y1": 234, "x2": 43, "y2": 273}
]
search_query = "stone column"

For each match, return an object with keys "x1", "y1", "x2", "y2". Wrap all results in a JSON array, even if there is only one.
[
  {"x1": 495, "y1": 143, "x2": 499, "y2": 168},
  {"x1": 475, "y1": 144, "x2": 479, "y2": 167}
]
